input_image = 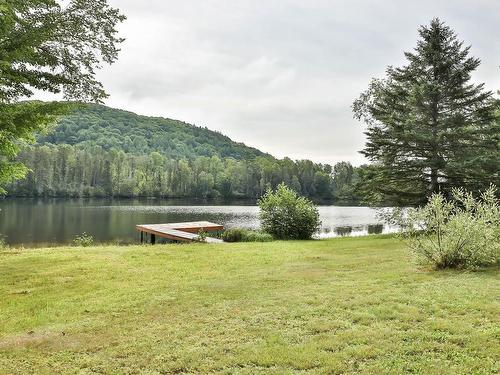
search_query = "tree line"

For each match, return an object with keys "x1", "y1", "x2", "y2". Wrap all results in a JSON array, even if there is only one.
[{"x1": 6, "y1": 144, "x2": 363, "y2": 202}]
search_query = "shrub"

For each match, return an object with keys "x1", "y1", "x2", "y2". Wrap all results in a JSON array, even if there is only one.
[
  {"x1": 221, "y1": 228, "x2": 274, "y2": 242},
  {"x1": 73, "y1": 232, "x2": 94, "y2": 247},
  {"x1": 221, "y1": 228, "x2": 245, "y2": 242},
  {"x1": 258, "y1": 183, "x2": 321, "y2": 240},
  {"x1": 393, "y1": 186, "x2": 499, "y2": 270}
]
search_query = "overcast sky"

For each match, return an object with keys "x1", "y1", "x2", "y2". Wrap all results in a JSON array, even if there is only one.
[{"x1": 61, "y1": 0, "x2": 500, "y2": 165}]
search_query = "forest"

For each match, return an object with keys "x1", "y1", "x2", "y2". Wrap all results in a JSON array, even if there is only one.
[
  {"x1": 7, "y1": 144, "x2": 361, "y2": 202},
  {"x1": 7, "y1": 92, "x2": 496, "y2": 203},
  {"x1": 5, "y1": 104, "x2": 362, "y2": 201},
  {"x1": 38, "y1": 104, "x2": 269, "y2": 160}
]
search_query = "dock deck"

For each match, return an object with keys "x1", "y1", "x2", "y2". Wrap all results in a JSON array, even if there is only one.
[{"x1": 136, "y1": 221, "x2": 224, "y2": 244}]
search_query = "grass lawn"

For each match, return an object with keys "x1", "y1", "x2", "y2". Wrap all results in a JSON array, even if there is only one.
[{"x1": 0, "y1": 235, "x2": 498, "y2": 374}]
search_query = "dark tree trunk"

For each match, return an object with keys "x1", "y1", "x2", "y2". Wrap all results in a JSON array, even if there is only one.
[{"x1": 430, "y1": 167, "x2": 439, "y2": 194}]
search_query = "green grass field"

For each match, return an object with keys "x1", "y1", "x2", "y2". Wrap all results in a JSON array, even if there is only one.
[{"x1": 0, "y1": 236, "x2": 498, "y2": 374}]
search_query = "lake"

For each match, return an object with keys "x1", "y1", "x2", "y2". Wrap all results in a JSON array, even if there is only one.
[{"x1": 0, "y1": 198, "x2": 395, "y2": 246}]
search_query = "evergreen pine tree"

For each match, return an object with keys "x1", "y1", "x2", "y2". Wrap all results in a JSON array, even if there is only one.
[{"x1": 353, "y1": 18, "x2": 498, "y2": 205}]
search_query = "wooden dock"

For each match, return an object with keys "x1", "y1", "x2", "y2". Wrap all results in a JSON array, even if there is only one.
[{"x1": 136, "y1": 221, "x2": 224, "y2": 244}]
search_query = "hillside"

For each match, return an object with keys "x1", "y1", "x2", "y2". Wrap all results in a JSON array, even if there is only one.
[
  {"x1": 10, "y1": 103, "x2": 356, "y2": 200},
  {"x1": 38, "y1": 103, "x2": 269, "y2": 160}
]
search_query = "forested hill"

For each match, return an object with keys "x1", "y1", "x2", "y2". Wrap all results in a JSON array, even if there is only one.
[
  {"x1": 9, "y1": 103, "x2": 363, "y2": 202},
  {"x1": 38, "y1": 103, "x2": 269, "y2": 160}
]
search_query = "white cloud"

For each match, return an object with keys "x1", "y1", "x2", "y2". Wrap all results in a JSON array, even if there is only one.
[{"x1": 47, "y1": 0, "x2": 500, "y2": 166}]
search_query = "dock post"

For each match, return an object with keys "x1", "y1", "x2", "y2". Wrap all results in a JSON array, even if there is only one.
[{"x1": 151, "y1": 234, "x2": 156, "y2": 245}]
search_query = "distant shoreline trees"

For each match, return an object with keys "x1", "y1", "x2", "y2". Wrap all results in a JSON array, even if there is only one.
[
  {"x1": 6, "y1": 144, "x2": 366, "y2": 203},
  {"x1": 4, "y1": 104, "x2": 367, "y2": 203}
]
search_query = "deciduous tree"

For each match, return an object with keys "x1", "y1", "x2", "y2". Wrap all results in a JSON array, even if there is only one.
[{"x1": 0, "y1": 0, "x2": 125, "y2": 192}]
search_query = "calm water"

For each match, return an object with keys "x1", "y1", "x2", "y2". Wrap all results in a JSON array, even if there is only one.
[{"x1": 0, "y1": 198, "x2": 394, "y2": 246}]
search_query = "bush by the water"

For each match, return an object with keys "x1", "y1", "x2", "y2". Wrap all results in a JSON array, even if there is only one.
[
  {"x1": 395, "y1": 186, "x2": 499, "y2": 270},
  {"x1": 221, "y1": 228, "x2": 273, "y2": 242},
  {"x1": 258, "y1": 183, "x2": 321, "y2": 240},
  {"x1": 73, "y1": 232, "x2": 94, "y2": 247}
]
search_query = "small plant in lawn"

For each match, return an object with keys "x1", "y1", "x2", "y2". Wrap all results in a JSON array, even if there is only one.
[
  {"x1": 258, "y1": 183, "x2": 321, "y2": 240},
  {"x1": 388, "y1": 186, "x2": 499, "y2": 270},
  {"x1": 195, "y1": 229, "x2": 208, "y2": 243},
  {"x1": 73, "y1": 232, "x2": 94, "y2": 247},
  {"x1": 0, "y1": 236, "x2": 8, "y2": 251}
]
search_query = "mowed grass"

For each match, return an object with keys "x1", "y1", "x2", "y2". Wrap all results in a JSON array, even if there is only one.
[{"x1": 0, "y1": 236, "x2": 498, "y2": 374}]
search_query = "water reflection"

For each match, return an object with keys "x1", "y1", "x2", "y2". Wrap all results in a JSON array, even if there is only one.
[
  {"x1": 334, "y1": 226, "x2": 353, "y2": 237},
  {"x1": 368, "y1": 224, "x2": 384, "y2": 235},
  {"x1": 0, "y1": 198, "x2": 397, "y2": 246}
]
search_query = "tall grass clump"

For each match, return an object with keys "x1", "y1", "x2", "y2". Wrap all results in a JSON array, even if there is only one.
[
  {"x1": 390, "y1": 186, "x2": 499, "y2": 270},
  {"x1": 258, "y1": 183, "x2": 321, "y2": 240},
  {"x1": 221, "y1": 228, "x2": 273, "y2": 242},
  {"x1": 0, "y1": 236, "x2": 8, "y2": 251}
]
